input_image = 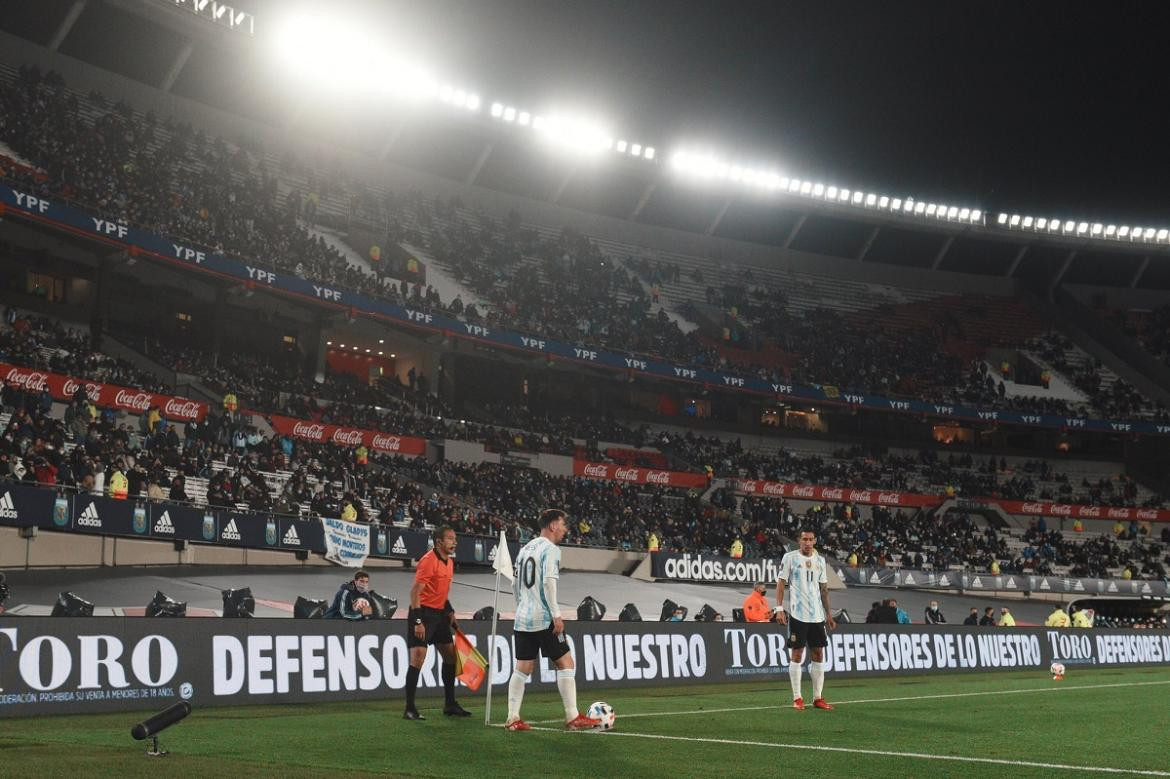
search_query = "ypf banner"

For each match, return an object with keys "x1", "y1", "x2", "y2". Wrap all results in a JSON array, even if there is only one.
[
  {"x1": 1, "y1": 619, "x2": 1167, "y2": 718},
  {"x1": 0, "y1": 361, "x2": 207, "y2": 422}
]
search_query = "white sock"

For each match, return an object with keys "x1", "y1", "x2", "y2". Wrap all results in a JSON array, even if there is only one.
[
  {"x1": 506, "y1": 670, "x2": 529, "y2": 724},
  {"x1": 788, "y1": 659, "x2": 803, "y2": 700},
  {"x1": 810, "y1": 661, "x2": 825, "y2": 700},
  {"x1": 556, "y1": 668, "x2": 578, "y2": 721}
]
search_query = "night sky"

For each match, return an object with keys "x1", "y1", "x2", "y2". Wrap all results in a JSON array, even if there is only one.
[
  {"x1": 233, "y1": 0, "x2": 1170, "y2": 224},
  {"x1": 6, "y1": 0, "x2": 1170, "y2": 225}
]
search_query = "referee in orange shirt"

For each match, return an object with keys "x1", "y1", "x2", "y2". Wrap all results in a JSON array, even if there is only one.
[{"x1": 404, "y1": 525, "x2": 471, "y2": 720}]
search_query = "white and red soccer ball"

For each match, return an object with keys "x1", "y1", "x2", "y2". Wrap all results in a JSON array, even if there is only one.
[
  {"x1": 1050, "y1": 661, "x2": 1066, "y2": 679},
  {"x1": 586, "y1": 701, "x2": 616, "y2": 730}
]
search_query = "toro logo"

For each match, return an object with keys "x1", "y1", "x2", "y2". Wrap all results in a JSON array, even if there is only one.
[
  {"x1": 582, "y1": 464, "x2": 609, "y2": 478},
  {"x1": 164, "y1": 398, "x2": 202, "y2": 419},
  {"x1": 371, "y1": 434, "x2": 402, "y2": 451},
  {"x1": 645, "y1": 471, "x2": 671, "y2": 485},
  {"x1": 331, "y1": 429, "x2": 364, "y2": 446},
  {"x1": 822, "y1": 488, "x2": 844, "y2": 500},
  {"x1": 1021, "y1": 503, "x2": 1046, "y2": 513},
  {"x1": 5, "y1": 368, "x2": 48, "y2": 392},
  {"x1": 791, "y1": 485, "x2": 816, "y2": 498},
  {"x1": 1078, "y1": 506, "x2": 1101, "y2": 518},
  {"x1": 877, "y1": 492, "x2": 901, "y2": 505},
  {"x1": 849, "y1": 490, "x2": 873, "y2": 503},
  {"x1": 762, "y1": 482, "x2": 788, "y2": 496},
  {"x1": 292, "y1": 422, "x2": 326, "y2": 441},
  {"x1": 614, "y1": 467, "x2": 640, "y2": 481},
  {"x1": 114, "y1": 390, "x2": 152, "y2": 412}
]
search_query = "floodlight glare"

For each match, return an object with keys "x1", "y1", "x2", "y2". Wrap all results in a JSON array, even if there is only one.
[
  {"x1": 730, "y1": 165, "x2": 743, "y2": 181},
  {"x1": 788, "y1": 178, "x2": 801, "y2": 193},
  {"x1": 927, "y1": 204, "x2": 939, "y2": 216},
  {"x1": 490, "y1": 102, "x2": 504, "y2": 118},
  {"x1": 878, "y1": 195, "x2": 889, "y2": 208},
  {"x1": 644, "y1": 146, "x2": 655, "y2": 160},
  {"x1": 1144, "y1": 227, "x2": 1156, "y2": 240},
  {"x1": 959, "y1": 207, "x2": 970, "y2": 220},
  {"x1": 914, "y1": 202, "x2": 926, "y2": 215},
  {"x1": 826, "y1": 185, "x2": 838, "y2": 199},
  {"x1": 766, "y1": 173, "x2": 781, "y2": 189},
  {"x1": 1048, "y1": 220, "x2": 1060, "y2": 233},
  {"x1": 1076, "y1": 222, "x2": 1088, "y2": 235},
  {"x1": 465, "y1": 94, "x2": 480, "y2": 111},
  {"x1": 517, "y1": 111, "x2": 531, "y2": 126},
  {"x1": 717, "y1": 164, "x2": 729, "y2": 179},
  {"x1": 1119, "y1": 226, "x2": 1131, "y2": 237},
  {"x1": 1157, "y1": 229, "x2": 1168, "y2": 242},
  {"x1": 1036, "y1": 218, "x2": 1048, "y2": 230},
  {"x1": 532, "y1": 115, "x2": 546, "y2": 130},
  {"x1": 947, "y1": 206, "x2": 959, "y2": 219},
  {"x1": 813, "y1": 183, "x2": 825, "y2": 197},
  {"x1": 630, "y1": 143, "x2": 642, "y2": 156},
  {"x1": 971, "y1": 210, "x2": 982, "y2": 223},
  {"x1": 1022, "y1": 216, "x2": 1034, "y2": 228},
  {"x1": 451, "y1": 89, "x2": 467, "y2": 107},
  {"x1": 616, "y1": 140, "x2": 628, "y2": 152},
  {"x1": 839, "y1": 189, "x2": 851, "y2": 202},
  {"x1": 997, "y1": 213, "x2": 1008, "y2": 225},
  {"x1": 1091, "y1": 223, "x2": 1103, "y2": 236},
  {"x1": 1063, "y1": 220, "x2": 1075, "y2": 232},
  {"x1": 891, "y1": 197, "x2": 902, "y2": 211},
  {"x1": 1105, "y1": 224, "x2": 1117, "y2": 236},
  {"x1": 865, "y1": 193, "x2": 877, "y2": 207},
  {"x1": 503, "y1": 106, "x2": 516, "y2": 121},
  {"x1": 439, "y1": 85, "x2": 454, "y2": 103},
  {"x1": 801, "y1": 181, "x2": 813, "y2": 196},
  {"x1": 852, "y1": 191, "x2": 864, "y2": 205},
  {"x1": 903, "y1": 200, "x2": 915, "y2": 213}
]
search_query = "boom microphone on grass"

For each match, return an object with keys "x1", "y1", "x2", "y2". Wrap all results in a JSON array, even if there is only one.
[{"x1": 130, "y1": 701, "x2": 192, "y2": 757}]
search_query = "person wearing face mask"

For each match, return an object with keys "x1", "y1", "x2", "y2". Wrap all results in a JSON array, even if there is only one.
[{"x1": 324, "y1": 570, "x2": 375, "y2": 620}]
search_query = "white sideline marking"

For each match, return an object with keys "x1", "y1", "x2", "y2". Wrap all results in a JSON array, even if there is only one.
[
  {"x1": 524, "y1": 678, "x2": 1170, "y2": 725},
  {"x1": 527, "y1": 726, "x2": 1170, "y2": 776}
]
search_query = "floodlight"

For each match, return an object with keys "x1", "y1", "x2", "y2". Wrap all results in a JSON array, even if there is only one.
[
  {"x1": 947, "y1": 206, "x2": 959, "y2": 219},
  {"x1": 1091, "y1": 223, "x2": 1103, "y2": 236},
  {"x1": 852, "y1": 191, "x2": 864, "y2": 205},
  {"x1": 813, "y1": 183, "x2": 825, "y2": 197},
  {"x1": 465, "y1": 94, "x2": 480, "y2": 111},
  {"x1": 826, "y1": 185, "x2": 838, "y2": 199},
  {"x1": 730, "y1": 166, "x2": 744, "y2": 181},
  {"x1": 839, "y1": 188, "x2": 851, "y2": 202},
  {"x1": 1036, "y1": 218, "x2": 1048, "y2": 230},
  {"x1": 616, "y1": 140, "x2": 628, "y2": 152},
  {"x1": 1022, "y1": 216, "x2": 1034, "y2": 228},
  {"x1": 630, "y1": 143, "x2": 642, "y2": 156},
  {"x1": 439, "y1": 85, "x2": 454, "y2": 103},
  {"x1": 1063, "y1": 220, "x2": 1075, "y2": 232},
  {"x1": 644, "y1": 147, "x2": 655, "y2": 160},
  {"x1": 891, "y1": 197, "x2": 902, "y2": 211},
  {"x1": 451, "y1": 89, "x2": 466, "y2": 107},
  {"x1": 878, "y1": 195, "x2": 889, "y2": 208},
  {"x1": 1076, "y1": 222, "x2": 1088, "y2": 235},
  {"x1": 490, "y1": 102, "x2": 503, "y2": 118},
  {"x1": 1119, "y1": 226, "x2": 1131, "y2": 237},
  {"x1": 1048, "y1": 220, "x2": 1060, "y2": 233},
  {"x1": 789, "y1": 178, "x2": 802, "y2": 193},
  {"x1": 903, "y1": 199, "x2": 915, "y2": 213},
  {"x1": 517, "y1": 111, "x2": 530, "y2": 126},
  {"x1": 765, "y1": 173, "x2": 781, "y2": 189},
  {"x1": 800, "y1": 181, "x2": 813, "y2": 195},
  {"x1": 717, "y1": 164, "x2": 729, "y2": 179},
  {"x1": 914, "y1": 202, "x2": 926, "y2": 215},
  {"x1": 864, "y1": 193, "x2": 877, "y2": 207},
  {"x1": 532, "y1": 115, "x2": 546, "y2": 130},
  {"x1": 927, "y1": 204, "x2": 939, "y2": 216},
  {"x1": 1144, "y1": 227, "x2": 1156, "y2": 240},
  {"x1": 503, "y1": 106, "x2": 516, "y2": 121},
  {"x1": 1157, "y1": 229, "x2": 1168, "y2": 242},
  {"x1": 959, "y1": 207, "x2": 970, "y2": 220},
  {"x1": 1105, "y1": 225, "x2": 1117, "y2": 237},
  {"x1": 997, "y1": 213, "x2": 1008, "y2": 225},
  {"x1": 970, "y1": 209, "x2": 982, "y2": 222}
]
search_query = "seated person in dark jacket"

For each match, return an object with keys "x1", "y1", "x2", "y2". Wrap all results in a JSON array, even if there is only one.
[
  {"x1": 324, "y1": 570, "x2": 375, "y2": 620},
  {"x1": 870, "y1": 599, "x2": 900, "y2": 624}
]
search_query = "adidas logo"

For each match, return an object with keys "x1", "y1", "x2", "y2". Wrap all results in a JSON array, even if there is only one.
[
  {"x1": 154, "y1": 510, "x2": 175, "y2": 535},
  {"x1": 0, "y1": 492, "x2": 17, "y2": 519},
  {"x1": 970, "y1": 576, "x2": 983, "y2": 588},
  {"x1": 282, "y1": 525, "x2": 301, "y2": 546},
  {"x1": 77, "y1": 502, "x2": 102, "y2": 528},
  {"x1": 391, "y1": 536, "x2": 408, "y2": 555},
  {"x1": 903, "y1": 572, "x2": 916, "y2": 585},
  {"x1": 221, "y1": 518, "x2": 241, "y2": 541}
]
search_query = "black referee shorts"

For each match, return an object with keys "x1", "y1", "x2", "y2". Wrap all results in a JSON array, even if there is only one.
[
  {"x1": 514, "y1": 625, "x2": 571, "y2": 663},
  {"x1": 407, "y1": 606, "x2": 454, "y2": 648},
  {"x1": 786, "y1": 616, "x2": 828, "y2": 650}
]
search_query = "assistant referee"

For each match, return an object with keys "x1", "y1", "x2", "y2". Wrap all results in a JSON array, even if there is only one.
[{"x1": 404, "y1": 525, "x2": 470, "y2": 720}]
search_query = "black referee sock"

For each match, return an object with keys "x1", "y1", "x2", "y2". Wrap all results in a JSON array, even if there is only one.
[
  {"x1": 405, "y1": 666, "x2": 420, "y2": 709},
  {"x1": 442, "y1": 663, "x2": 456, "y2": 705}
]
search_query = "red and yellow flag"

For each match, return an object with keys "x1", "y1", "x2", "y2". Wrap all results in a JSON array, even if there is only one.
[{"x1": 453, "y1": 629, "x2": 488, "y2": 692}]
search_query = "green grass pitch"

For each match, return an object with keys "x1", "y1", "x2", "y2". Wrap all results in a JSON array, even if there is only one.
[{"x1": 2, "y1": 666, "x2": 1169, "y2": 777}]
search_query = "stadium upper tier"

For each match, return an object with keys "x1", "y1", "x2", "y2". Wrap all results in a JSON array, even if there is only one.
[{"x1": 1, "y1": 66, "x2": 1167, "y2": 427}]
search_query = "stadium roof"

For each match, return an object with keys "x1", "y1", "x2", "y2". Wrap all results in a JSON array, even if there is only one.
[{"x1": 4, "y1": 1, "x2": 1170, "y2": 288}]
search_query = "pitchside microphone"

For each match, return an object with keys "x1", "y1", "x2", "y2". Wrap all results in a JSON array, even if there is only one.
[{"x1": 131, "y1": 701, "x2": 192, "y2": 756}]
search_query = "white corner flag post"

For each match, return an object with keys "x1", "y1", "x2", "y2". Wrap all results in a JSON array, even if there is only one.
[{"x1": 484, "y1": 529, "x2": 513, "y2": 726}]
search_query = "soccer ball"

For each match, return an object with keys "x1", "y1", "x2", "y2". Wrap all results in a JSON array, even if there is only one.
[
  {"x1": 354, "y1": 598, "x2": 370, "y2": 613},
  {"x1": 1050, "y1": 662, "x2": 1066, "y2": 679},
  {"x1": 586, "y1": 701, "x2": 616, "y2": 731}
]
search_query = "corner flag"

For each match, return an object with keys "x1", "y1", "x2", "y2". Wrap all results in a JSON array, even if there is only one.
[
  {"x1": 453, "y1": 629, "x2": 488, "y2": 692},
  {"x1": 492, "y1": 530, "x2": 513, "y2": 582}
]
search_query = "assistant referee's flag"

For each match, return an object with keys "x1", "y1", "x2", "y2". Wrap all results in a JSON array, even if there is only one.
[
  {"x1": 453, "y1": 629, "x2": 488, "y2": 692},
  {"x1": 492, "y1": 530, "x2": 513, "y2": 582}
]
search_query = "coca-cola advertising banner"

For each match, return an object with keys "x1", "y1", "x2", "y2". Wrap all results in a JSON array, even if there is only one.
[
  {"x1": 265, "y1": 413, "x2": 426, "y2": 457},
  {"x1": 996, "y1": 500, "x2": 1170, "y2": 523},
  {"x1": 572, "y1": 460, "x2": 710, "y2": 489},
  {"x1": 0, "y1": 362, "x2": 207, "y2": 423},
  {"x1": 732, "y1": 479, "x2": 945, "y2": 509}
]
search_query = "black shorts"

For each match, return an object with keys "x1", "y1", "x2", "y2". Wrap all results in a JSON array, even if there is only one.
[
  {"x1": 786, "y1": 617, "x2": 828, "y2": 650},
  {"x1": 514, "y1": 625, "x2": 571, "y2": 663},
  {"x1": 407, "y1": 606, "x2": 454, "y2": 648}
]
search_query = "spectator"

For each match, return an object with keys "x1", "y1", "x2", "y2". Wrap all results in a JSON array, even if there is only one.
[
  {"x1": 998, "y1": 607, "x2": 1016, "y2": 627},
  {"x1": 1044, "y1": 606, "x2": 1071, "y2": 627},
  {"x1": 742, "y1": 583, "x2": 774, "y2": 623},
  {"x1": 924, "y1": 601, "x2": 946, "y2": 624},
  {"x1": 979, "y1": 607, "x2": 996, "y2": 626},
  {"x1": 963, "y1": 607, "x2": 979, "y2": 626}
]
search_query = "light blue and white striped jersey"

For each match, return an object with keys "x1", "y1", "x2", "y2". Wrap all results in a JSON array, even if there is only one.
[
  {"x1": 512, "y1": 536, "x2": 561, "y2": 632},
  {"x1": 778, "y1": 549, "x2": 828, "y2": 624}
]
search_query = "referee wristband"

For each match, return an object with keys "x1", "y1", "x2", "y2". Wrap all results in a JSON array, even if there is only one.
[{"x1": 409, "y1": 608, "x2": 423, "y2": 624}]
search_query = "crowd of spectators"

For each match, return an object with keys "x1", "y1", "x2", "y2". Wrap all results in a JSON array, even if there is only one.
[{"x1": 4, "y1": 66, "x2": 1167, "y2": 425}]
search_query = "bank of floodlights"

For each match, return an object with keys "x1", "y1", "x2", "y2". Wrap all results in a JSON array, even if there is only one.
[
  {"x1": 488, "y1": 101, "x2": 654, "y2": 162},
  {"x1": 997, "y1": 213, "x2": 1170, "y2": 245}
]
